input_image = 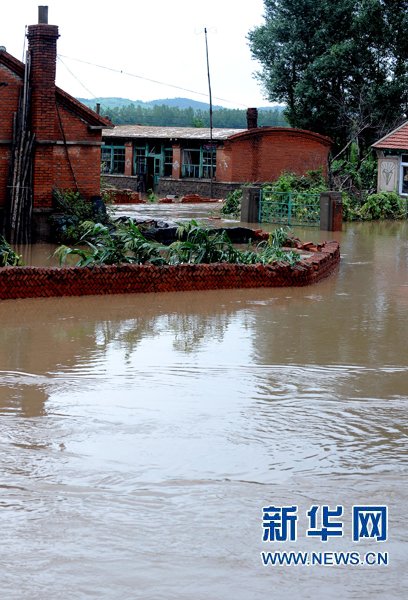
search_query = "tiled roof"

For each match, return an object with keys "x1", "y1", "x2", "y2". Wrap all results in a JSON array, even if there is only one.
[
  {"x1": 372, "y1": 121, "x2": 408, "y2": 150},
  {"x1": 102, "y1": 125, "x2": 245, "y2": 140}
]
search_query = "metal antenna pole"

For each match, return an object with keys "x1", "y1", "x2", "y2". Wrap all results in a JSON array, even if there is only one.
[{"x1": 204, "y1": 27, "x2": 213, "y2": 198}]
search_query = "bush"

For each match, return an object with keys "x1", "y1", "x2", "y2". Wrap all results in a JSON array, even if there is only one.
[
  {"x1": 264, "y1": 169, "x2": 328, "y2": 194},
  {"x1": 50, "y1": 188, "x2": 113, "y2": 244},
  {"x1": 0, "y1": 235, "x2": 23, "y2": 266},
  {"x1": 220, "y1": 188, "x2": 243, "y2": 217},
  {"x1": 359, "y1": 192, "x2": 406, "y2": 220}
]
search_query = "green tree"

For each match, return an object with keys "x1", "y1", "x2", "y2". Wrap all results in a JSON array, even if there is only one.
[
  {"x1": 99, "y1": 104, "x2": 288, "y2": 128},
  {"x1": 248, "y1": 0, "x2": 408, "y2": 153}
]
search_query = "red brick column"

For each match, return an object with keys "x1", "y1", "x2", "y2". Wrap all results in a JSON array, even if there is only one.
[
  {"x1": 172, "y1": 144, "x2": 181, "y2": 179},
  {"x1": 125, "y1": 142, "x2": 133, "y2": 176},
  {"x1": 26, "y1": 23, "x2": 59, "y2": 208}
]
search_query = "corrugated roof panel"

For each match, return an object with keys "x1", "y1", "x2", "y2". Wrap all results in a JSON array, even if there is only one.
[{"x1": 102, "y1": 125, "x2": 246, "y2": 140}]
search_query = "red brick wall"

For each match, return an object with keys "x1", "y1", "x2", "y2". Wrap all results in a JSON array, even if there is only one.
[
  {"x1": 0, "y1": 62, "x2": 23, "y2": 207},
  {"x1": 0, "y1": 241, "x2": 340, "y2": 300},
  {"x1": 216, "y1": 128, "x2": 331, "y2": 183},
  {"x1": 172, "y1": 145, "x2": 182, "y2": 179},
  {"x1": 216, "y1": 146, "x2": 232, "y2": 182},
  {"x1": 46, "y1": 103, "x2": 103, "y2": 205},
  {"x1": 1, "y1": 27, "x2": 104, "y2": 212},
  {"x1": 124, "y1": 142, "x2": 132, "y2": 176}
]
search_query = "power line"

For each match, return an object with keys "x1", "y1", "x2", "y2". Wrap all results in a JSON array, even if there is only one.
[
  {"x1": 57, "y1": 53, "x2": 247, "y2": 108},
  {"x1": 57, "y1": 56, "x2": 97, "y2": 98}
]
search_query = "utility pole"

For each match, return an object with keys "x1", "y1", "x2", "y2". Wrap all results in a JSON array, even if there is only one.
[{"x1": 204, "y1": 27, "x2": 213, "y2": 198}]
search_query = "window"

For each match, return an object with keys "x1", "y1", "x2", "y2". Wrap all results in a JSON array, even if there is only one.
[
  {"x1": 134, "y1": 147, "x2": 147, "y2": 175},
  {"x1": 401, "y1": 156, "x2": 408, "y2": 195},
  {"x1": 202, "y1": 147, "x2": 216, "y2": 178},
  {"x1": 164, "y1": 148, "x2": 173, "y2": 177},
  {"x1": 101, "y1": 145, "x2": 125, "y2": 174},
  {"x1": 182, "y1": 149, "x2": 200, "y2": 178},
  {"x1": 182, "y1": 146, "x2": 216, "y2": 178}
]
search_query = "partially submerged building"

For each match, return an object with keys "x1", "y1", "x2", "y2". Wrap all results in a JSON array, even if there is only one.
[
  {"x1": 102, "y1": 111, "x2": 332, "y2": 198},
  {"x1": 372, "y1": 121, "x2": 408, "y2": 196},
  {"x1": 0, "y1": 6, "x2": 111, "y2": 240}
]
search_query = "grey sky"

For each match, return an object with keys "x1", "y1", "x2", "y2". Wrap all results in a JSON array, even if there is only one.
[{"x1": 3, "y1": 0, "x2": 274, "y2": 108}]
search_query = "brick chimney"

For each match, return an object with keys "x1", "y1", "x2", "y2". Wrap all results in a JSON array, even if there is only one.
[
  {"x1": 26, "y1": 6, "x2": 59, "y2": 140},
  {"x1": 246, "y1": 107, "x2": 258, "y2": 130}
]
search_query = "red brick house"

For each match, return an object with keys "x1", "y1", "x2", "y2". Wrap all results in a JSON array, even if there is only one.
[
  {"x1": 372, "y1": 121, "x2": 408, "y2": 196},
  {"x1": 102, "y1": 112, "x2": 332, "y2": 199},
  {"x1": 0, "y1": 8, "x2": 111, "y2": 241}
]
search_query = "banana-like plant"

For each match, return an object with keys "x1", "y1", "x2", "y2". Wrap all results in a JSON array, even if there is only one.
[{"x1": 55, "y1": 221, "x2": 301, "y2": 267}]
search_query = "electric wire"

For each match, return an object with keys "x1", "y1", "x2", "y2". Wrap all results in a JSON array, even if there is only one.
[
  {"x1": 58, "y1": 53, "x2": 247, "y2": 108},
  {"x1": 57, "y1": 56, "x2": 97, "y2": 99}
]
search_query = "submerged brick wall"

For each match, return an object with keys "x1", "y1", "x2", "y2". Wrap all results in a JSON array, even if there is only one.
[{"x1": 0, "y1": 241, "x2": 340, "y2": 300}]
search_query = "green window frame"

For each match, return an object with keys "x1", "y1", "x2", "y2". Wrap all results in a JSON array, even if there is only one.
[
  {"x1": 182, "y1": 146, "x2": 216, "y2": 179},
  {"x1": 101, "y1": 145, "x2": 125, "y2": 174},
  {"x1": 134, "y1": 146, "x2": 147, "y2": 175},
  {"x1": 164, "y1": 148, "x2": 173, "y2": 177},
  {"x1": 202, "y1": 147, "x2": 216, "y2": 179}
]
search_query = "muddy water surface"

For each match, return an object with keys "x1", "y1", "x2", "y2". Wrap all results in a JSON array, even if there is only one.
[{"x1": 0, "y1": 221, "x2": 407, "y2": 599}]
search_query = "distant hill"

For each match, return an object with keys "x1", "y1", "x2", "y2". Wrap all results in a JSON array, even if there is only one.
[
  {"x1": 77, "y1": 96, "x2": 284, "y2": 112},
  {"x1": 76, "y1": 97, "x2": 288, "y2": 128}
]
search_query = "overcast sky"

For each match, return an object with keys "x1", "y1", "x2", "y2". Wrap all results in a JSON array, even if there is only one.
[{"x1": 2, "y1": 0, "x2": 275, "y2": 109}]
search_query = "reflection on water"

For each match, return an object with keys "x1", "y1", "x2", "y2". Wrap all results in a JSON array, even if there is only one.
[{"x1": 0, "y1": 221, "x2": 407, "y2": 599}]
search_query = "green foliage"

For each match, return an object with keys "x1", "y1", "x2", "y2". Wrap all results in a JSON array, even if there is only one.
[
  {"x1": 329, "y1": 144, "x2": 403, "y2": 220},
  {"x1": 146, "y1": 189, "x2": 158, "y2": 203},
  {"x1": 0, "y1": 235, "x2": 23, "y2": 266},
  {"x1": 340, "y1": 191, "x2": 406, "y2": 221},
  {"x1": 359, "y1": 192, "x2": 406, "y2": 220},
  {"x1": 169, "y1": 220, "x2": 243, "y2": 264},
  {"x1": 55, "y1": 220, "x2": 301, "y2": 267},
  {"x1": 86, "y1": 100, "x2": 288, "y2": 129},
  {"x1": 248, "y1": 0, "x2": 408, "y2": 151},
  {"x1": 220, "y1": 188, "x2": 243, "y2": 216},
  {"x1": 55, "y1": 221, "x2": 167, "y2": 267},
  {"x1": 50, "y1": 188, "x2": 112, "y2": 244},
  {"x1": 261, "y1": 170, "x2": 329, "y2": 224},
  {"x1": 237, "y1": 227, "x2": 301, "y2": 266},
  {"x1": 330, "y1": 145, "x2": 377, "y2": 198},
  {"x1": 264, "y1": 170, "x2": 328, "y2": 194}
]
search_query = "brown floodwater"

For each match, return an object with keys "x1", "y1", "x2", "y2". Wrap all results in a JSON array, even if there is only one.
[{"x1": 0, "y1": 219, "x2": 407, "y2": 599}]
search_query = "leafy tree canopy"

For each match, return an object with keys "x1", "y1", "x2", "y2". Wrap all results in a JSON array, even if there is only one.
[
  {"x1": 248, "y1": 0, "x2": 408, "y2": 152},
  {"x1": 94, "y1": 103, "x2": 288, "y2": 129}
]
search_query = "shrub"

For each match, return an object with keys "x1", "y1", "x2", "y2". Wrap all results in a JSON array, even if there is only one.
[
  {"x1": 50, "y1": 188, "x2": 113, "y2": 244},
  {"x1": 358, "y1": 192, "x2": 406, "y2": 220},
  {"x1": 0, "y1": 235, "x2": 23, "y2": 266},
  {"x1": 264, "y1": 169, "x2": 328, "y2": 194},
  {"x1": 220, "y1": 188, "x2": 243, "y2": 216}
]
